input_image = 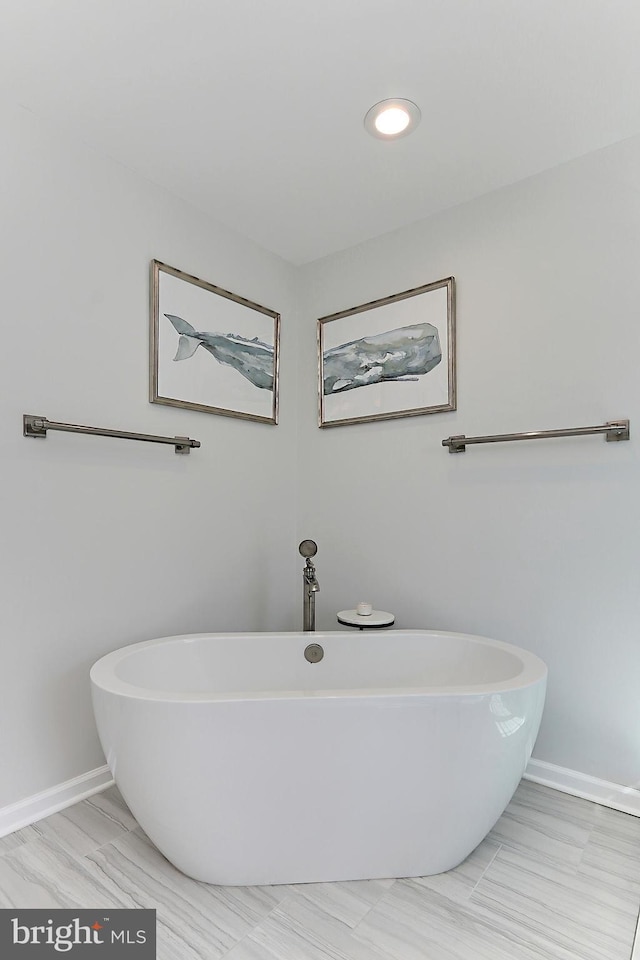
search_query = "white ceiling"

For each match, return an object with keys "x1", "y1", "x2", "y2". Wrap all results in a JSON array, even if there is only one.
[{"x1": 2, "y1": 1, "x2": 640, "y2": 264}]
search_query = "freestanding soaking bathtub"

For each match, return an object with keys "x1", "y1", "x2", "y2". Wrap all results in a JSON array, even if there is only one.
[{"x1": 90, "y1": 630, "x2": 547, "y2": 886}]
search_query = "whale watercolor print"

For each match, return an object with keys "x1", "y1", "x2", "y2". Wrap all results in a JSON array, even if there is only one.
[
  {"x1": 150, "y1": 260, "x2": 280, "y2": 424},
  {"x1": 318, "y1": 276, "x2": 456, "y2": 427}
]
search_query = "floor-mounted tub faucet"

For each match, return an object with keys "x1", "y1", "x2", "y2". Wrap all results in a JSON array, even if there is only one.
[{"x1": 299, "y1": 540, "x2": 320, "y2": 631}]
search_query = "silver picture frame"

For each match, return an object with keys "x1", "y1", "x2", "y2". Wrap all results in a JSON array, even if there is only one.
[
  {"x1": 318, "y1": 276, "x2": 456, "y2": 427},
  {"x1": 150, "y1": 260, "x2": 280, "y2": 425}
]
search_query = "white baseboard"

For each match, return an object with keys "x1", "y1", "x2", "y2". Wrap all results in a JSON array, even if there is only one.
[
  {"x1": 524, "y1": 758, "x2": 640, "y2": 817},
  {"x1": 0, "y1": 765, "x2": 114, "y2": 839}
]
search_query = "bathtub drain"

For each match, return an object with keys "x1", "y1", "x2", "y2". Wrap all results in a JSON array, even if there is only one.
[{"x1": 304, "y1": 643, "x2": 324, "y2": 663}]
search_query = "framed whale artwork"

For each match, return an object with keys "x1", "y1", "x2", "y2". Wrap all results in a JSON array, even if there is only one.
[
  {"x1": 317, "y1": 276, "x2": 456, "y2": 427},
  {"x1": 150, "y1": 260, "x2": 280, "y2": 424}
]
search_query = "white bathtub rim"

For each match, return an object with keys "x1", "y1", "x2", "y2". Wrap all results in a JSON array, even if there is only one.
[{"x1": 90, "y1": 629, "x2": 548, "y2": 703}]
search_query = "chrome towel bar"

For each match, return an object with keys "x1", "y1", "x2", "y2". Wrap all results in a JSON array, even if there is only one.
[
  {"x1": 442, "y1": 419, "x2": 630, "y2": 454},
  {"x1": 23, "y1": 414, "x2": 200, "y2": 455}
]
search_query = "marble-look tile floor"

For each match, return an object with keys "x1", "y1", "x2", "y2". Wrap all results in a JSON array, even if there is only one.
[{"x1": 0, "y1": 779, "x2": 638, "y2": 959}]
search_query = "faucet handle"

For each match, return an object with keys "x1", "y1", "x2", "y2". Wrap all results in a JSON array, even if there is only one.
[{"x1": 299, "y1": 539, "x2": 318, "y2": 558}]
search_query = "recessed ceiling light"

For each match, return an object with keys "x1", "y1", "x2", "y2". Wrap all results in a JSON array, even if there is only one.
[{"x1": 364, "y1": 99, "x2": 421, "y2": 140}]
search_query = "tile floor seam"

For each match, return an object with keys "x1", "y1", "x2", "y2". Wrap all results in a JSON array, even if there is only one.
[
  {"x1": 350, "y1": 878, "x2": 570, "y2": 960},
  {"x1": 82, "y1": 828, "x2": 139, "y2": 860},
  {"x1": 219, "y1": 925, "x2": 277, "y2": 960},
  {"x1": 0, "y1": 827, "x2": 41, "y2": 858},
  {"x1": 469, "y1": 841, "x2": 503, "y2": 897},
  {"x1": 248, "y1": 887, "x2": 301, "y2": 934},
  {"x1": 241, "y1": 899, "x2": 354, "y2": 960},
  {"x1": 0, "y1": 822, "x2": 132, "y2": 863},
  {"x1": 353, "y1": 878, "x2": 399, "y2": 931},
  {"x1": 573, "y1": 819, "x2": 599, "y2": 873},
  {"x1": 345, "y1": 879, "x2": 396, "y2": 935},
  {"x1": 275, "y1": 889, "x2": 356, "y2": 931},
  {"x1": 81, "y1": 843, "x2": 158, "y2": 909},
  {"x1": 3, "y1": 829, "x2": 83, "y2": 865},
  {"x1": 349, "y1": 879, "x2": 401, "y2": 937}
]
